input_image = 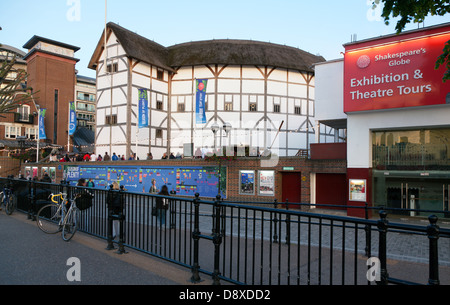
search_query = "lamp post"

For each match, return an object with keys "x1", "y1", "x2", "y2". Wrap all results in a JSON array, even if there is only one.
[
  {"x1": 210, "y1": 122, "x2": 232, "y2": 197},
  {"x1": 211, "y1": 122, "x2": 219, "y2": 154},
  {"x1": 223, "y1": 122, "x2": 232, "y2": 149}
]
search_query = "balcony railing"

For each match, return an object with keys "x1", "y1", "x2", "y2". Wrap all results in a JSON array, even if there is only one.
[
  {"x1": 373, "y1": 143, "x2": 450, "y2": 170},
  {"x1": 14, "y1": 113, "x2": 34, "y2": 124}
]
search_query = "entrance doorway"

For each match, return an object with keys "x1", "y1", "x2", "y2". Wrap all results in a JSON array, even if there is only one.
[
  {"x1": 382, "y1": 178, "x2": 450, "y2": 217},
  {"x1": 281, "y1": 172, "x2": 301, "y2": 206}
]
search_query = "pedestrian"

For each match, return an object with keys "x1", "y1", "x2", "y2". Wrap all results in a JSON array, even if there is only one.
[
  {"x1": 103, "y1": 152, "x2": 111, "y2": 161},
  {"x1": 111, "y1": 153, "x2": 119, "y2": 161},
  {"x1": 155, "y1": 185, "x2": 170, "y2": 226},
  {"x1": 41, "y1": 173, "x2": 52, "y2": 183},
  {"x1": 83, "y1": 153, "x2": 90, "y2": 162},
  {"x1": 90, "y1": 152, "x2": 97, "y2": 161},
  {"x1": 107, "y1": 181, "x2": 121, "y2": 239},
  {"x1": 87, "y1": 178, "x2": 95, "y2": 188}
]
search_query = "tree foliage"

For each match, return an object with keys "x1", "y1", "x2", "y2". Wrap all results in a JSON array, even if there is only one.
[
  {"x1": 373, "y1": 0, "x2": 450, "y2": 82},
  {"x1": 0, "y1": 55, "x2": 34, "y2": 114}
]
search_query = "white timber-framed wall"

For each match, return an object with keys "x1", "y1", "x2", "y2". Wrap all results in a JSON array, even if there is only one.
[
  {"x1": 170, "y1": 64, "x2": 319, "y2": 158},
  {"x1": 90, "y1": 23, "x2": 338, "y2": 160}
]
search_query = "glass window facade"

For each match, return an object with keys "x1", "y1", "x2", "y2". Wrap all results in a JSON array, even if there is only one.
[
  {"x1": 372, "y1": 128, "x2": 450, "y2": 171},
  {"x1": 372, "y1": 128, "x2": 450, "y2": 217}
]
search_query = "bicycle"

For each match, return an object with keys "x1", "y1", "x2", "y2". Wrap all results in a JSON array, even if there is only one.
[
  {"x1": 36, "y1": 192, "x2": 92, "y2": 241},
  {"x1": 0, "y1": 184, "x2": 16, "y2": 215}
]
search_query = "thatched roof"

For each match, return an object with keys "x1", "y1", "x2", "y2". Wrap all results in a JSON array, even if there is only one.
[
  {"x1": 88, "y1": 22, "x2": 324, "y2": 73},
  {"x1": 168, "y1": 40, "x2": 324, "y2": 72}
]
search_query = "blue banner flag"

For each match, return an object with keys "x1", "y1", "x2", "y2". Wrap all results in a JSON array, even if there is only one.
[
  {"x1": 39, "y1": 108, "x2": 47, "y2": 140},
  {"x1": 68, "y1": 101, "x2": 77, "y2": 135},
  {"x1": 195, "y1": 79, "x2": 207, "y2": 124},
  {"x1": 138, "y1": 88, "x2": 149, "y2": 128}
]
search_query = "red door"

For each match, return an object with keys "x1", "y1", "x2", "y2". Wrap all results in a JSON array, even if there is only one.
[
  {"x1": 282, "y1": 172, "x2": 302, "y2": 206},
  {"x1": 316, "y1": 173, "x2": 347, "y2": 210}
]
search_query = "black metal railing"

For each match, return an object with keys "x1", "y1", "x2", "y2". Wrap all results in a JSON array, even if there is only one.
[{"x1": 2, "y1": 177, "x2": 450, "y2": 285}]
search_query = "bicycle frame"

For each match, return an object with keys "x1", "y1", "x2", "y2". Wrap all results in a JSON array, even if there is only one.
[{"x1": 50, "y1": 192, "x2": 79, "y2": 241}]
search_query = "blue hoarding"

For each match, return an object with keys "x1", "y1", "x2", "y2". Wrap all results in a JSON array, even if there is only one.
[{"x1": 64, "y1": 165, "x2": 226, "y2": 199}]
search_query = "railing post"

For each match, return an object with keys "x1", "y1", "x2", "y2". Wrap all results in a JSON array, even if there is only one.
[
  {"x1": 106, "y1": 184, "x2": 115, "y2": 251},
  {"x1": 116, "y1": 185, "x2": 127, "y2": 254},
  {"x1": 364, "y1": 202, "x2": 371, "y2": 257},
  {"x1": 191, "y1": 193, "x2": 201, "y2": 283},
  {"x1": 212, "y1": 195, "x2": 222, "y2": 285},
  {"x1": 27, "y1": 177, "x2": 33, "y2": 220},
  {"x1": 285, "y1": 199, "x2": 290, "y2": 245},
  {"x1": 427, "y1": 215, "x2": 440, "y2": 286},
  {"x1": 30, "y1": 178, "x2": 37, "y2": 221},
  {"x1": 170, "y1": 197, "x2": 176, "y2": 229},
  {"x1": 273, "y1": 199, "x2": 278, "y2": 244},
  {"x1": 377, "y1": 211, "x2": 389, "y2": 285}
]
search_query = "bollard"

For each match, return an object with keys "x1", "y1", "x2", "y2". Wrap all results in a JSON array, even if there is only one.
[
  {"x1": 27, "y1": 178, "x2": 33, "y2": 220},
  {"x1": 364, "y1": 202, "x2": 371, "y2": 257},
  {"x1": 427, "y1": 215, "x2": 440, "y2": 285},
  {"x1": 212, "y1": 195, "x2": 222, "y2": 285},
  {"x1": 190, "y1": 193, "x2": 201, "y2": 283},
  {"x1": 273, "y1": 199, "x2": 279, "y2": 244},
  {"x1": 116, "y1": 185, "x2": 127, "y2": 254},
  {"x1": 106, "y1": 184, "x2": 116, "y2": 250},
  {"x1": 376, "y1": 211, "x2": 389, "y2": 285}
]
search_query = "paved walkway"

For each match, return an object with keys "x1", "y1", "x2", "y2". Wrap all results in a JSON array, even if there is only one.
[
  {"x1": 0, "y1": 211, "x2": 212, "y2": 285},
  {"x1": 2, "y1": 209, "x2": 450, "y2": 285}
]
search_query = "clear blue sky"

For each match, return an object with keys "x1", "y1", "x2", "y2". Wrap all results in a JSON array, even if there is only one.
[{"x1": 1, "y1": 0, "x2": 449, "y2": 78}]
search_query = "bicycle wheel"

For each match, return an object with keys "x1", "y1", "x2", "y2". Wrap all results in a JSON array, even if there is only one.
[
  {"x1": 37, "y1": 204, "x2": 63, "y2": 234},
  {"x1": 62, "y1": 208, "x2": 79, "y2": 241},
  {"x1": 5, "y1": 194, "x2": 16, "y2": 215}
]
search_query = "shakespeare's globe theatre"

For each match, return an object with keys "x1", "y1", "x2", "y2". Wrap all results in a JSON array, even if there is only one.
[{"x1": 89, "y1": 23, "x2": 341, "y2": 159}]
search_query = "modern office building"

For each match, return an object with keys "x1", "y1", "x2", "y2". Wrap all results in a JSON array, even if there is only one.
[
  {"x1": 315, "y1": 22, "x2": 450, "y2": 217},
  {"x1": 0, "y1": 37, "x2": 96, "y2": 163}
]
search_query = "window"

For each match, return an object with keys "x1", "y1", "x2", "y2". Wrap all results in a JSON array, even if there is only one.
[
  {"x1": 249, "y1": 96, "x2": 257, "y2": 112},
  {"x1": 156, "y1": 96, "x2": 163, "y2": 110},
  {"x1": 5, "y1": 126, "x2": 20, "y2": 139},
  {"x1": 17, "y1": 105, "x2": 30, "y2": 121},
  {"x1": 25, "y1": 127, "x2": 37, "y2": 140},
  {"x1": 294, "y1": 106, "x2": 301, "y2": 115},
  {"x1": 54, "y1": 89, "x2": 59, "y2": 143},
  {"x1": 157, "y1": 70, "x2": 164, "y2": 81},
  {"x1": 274, "y1": 104, "x2": 280, "y2": 113},
  {"x1": 156, "y1": 129, "x2": 163, "y2": 139},
  {"x1": 107, "y1": 62, "x2": 118, "y2": 73},
  {"x1": 77, "y1": 92, "x2": 96, "y2": 102},
  {"x1": 225, "y1": 102, "x2": 233, "y2": 111},
  {"x1": 177, "y1": 103, "x2": 185, "y2": 112},
  {"x1": 106, "y1": 114, "x2": 117, "y2": 125}
]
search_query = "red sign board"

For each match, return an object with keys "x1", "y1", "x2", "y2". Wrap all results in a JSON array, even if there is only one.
[{"x1": 344, "y1": 26, "x2": 450, "y2": 113}]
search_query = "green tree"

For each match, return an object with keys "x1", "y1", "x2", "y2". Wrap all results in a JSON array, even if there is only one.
[
  {"x1": 0, "y1": 55, "x2": 33, "y2": 114},
  {"x1": 373, "y1": 0, "x2": 450, "y2": 81}
]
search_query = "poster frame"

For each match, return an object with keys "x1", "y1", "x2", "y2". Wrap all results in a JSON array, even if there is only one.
[
  {"x1": 258, "y1": 170, "x2": 275, "y2": 197},
  {"x1": 239, "y1": 170, "x2": 255, "y2": 196}
]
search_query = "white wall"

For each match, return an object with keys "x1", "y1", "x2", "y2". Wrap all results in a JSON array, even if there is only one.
[{"x1": 315, "y1": 59, "x2": 346, "y2": 122}]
